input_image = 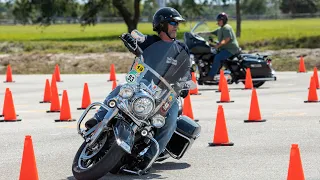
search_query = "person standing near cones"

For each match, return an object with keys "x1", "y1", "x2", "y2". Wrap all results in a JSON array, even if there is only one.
[{"x1": 84, "y1": 7, "x2": 192, "y2": 171}]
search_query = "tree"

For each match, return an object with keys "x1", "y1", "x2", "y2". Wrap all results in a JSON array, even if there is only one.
[
  {"x1": 241, "y1": 0, "x2": 266, "y2": 15},
  {"x1": 280, "y1": 0, "x2": 318, "y2": 14},
  {"x1": 141, "y1": 0, "x2": 157, "y2": 21},
  {"x1": 112, "y1": 0, "x2": 141, "y2": 32},
  {"x1": 12, "y1": 0, "x2": 33, "y2": 25},
  {"x1": 32, "y1": 0, "x2": 80, "y2": 25},
  {"x1": 80, "y1": 0, "x2": 109, "y2": 26},
  {"x1": 236, "y1": 0, "x2": 240, "y2": 37},
  {"x1": 167, "y1": 0, "x2": 206, "y2": 21},
  {"x1": 80, "y1": 0, "x2": 141, "y2": 32},
  {"x1": 181, "y1": 0, "x2": 204, "y2": 20},
  {"x1": 11, "y1": 0, "x2": 81, "y2": 25}
]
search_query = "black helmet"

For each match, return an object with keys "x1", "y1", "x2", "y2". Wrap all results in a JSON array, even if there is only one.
[
  {"x1": 152, "y1": 7, "x2": 185, "y2": 33},
  {"x1": 216, "y1": 12, "x2": 228, "y2": 25}
]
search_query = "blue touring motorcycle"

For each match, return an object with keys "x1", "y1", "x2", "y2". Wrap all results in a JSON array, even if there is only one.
[{"x1": 72, "y1": 30, "x2": 201, "y2": 180}]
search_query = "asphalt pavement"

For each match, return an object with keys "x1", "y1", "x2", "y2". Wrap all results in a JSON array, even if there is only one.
[{"x1": 0, "y1": 72, "x2": 319, "y2": 180}]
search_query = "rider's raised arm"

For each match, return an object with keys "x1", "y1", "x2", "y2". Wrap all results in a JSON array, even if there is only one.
[{"x1": 137, "y1": 35, "x2": 161, "y2": 51}]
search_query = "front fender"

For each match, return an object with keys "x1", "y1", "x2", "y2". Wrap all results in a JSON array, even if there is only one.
[{"x1": 113, "y1": 120, "x2": 136, "y2": 154}]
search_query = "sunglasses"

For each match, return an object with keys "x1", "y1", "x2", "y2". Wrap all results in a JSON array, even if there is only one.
[{"x1": 168, "y1": 21, "x2": 179, "y2": 26}]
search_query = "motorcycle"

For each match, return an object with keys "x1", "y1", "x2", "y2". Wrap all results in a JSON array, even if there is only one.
[
  {"x1": 72, "y1": 30, "x2": 201, "y2": 180},
  {"x1": 184, "y1": 21, "x2": 277, "y2": 88}
]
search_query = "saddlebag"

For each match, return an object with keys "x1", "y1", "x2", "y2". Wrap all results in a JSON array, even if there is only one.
[
  {"x1": 165, "y1": 115, "x2": 201, "y2": 159},
  {"x1": 239, "y1": 54, "x2": 273, "y2": 78}
]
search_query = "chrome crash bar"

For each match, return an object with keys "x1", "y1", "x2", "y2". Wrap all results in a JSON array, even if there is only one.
[
  {"x1": 121, "y1": 137, "x2": 160, "y2": 176},
  {"x1": 77, "y1": 102, "x2": 111, "y2": 137}
]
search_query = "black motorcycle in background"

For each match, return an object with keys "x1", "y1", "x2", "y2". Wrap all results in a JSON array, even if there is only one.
[{"x1": 184, "y1": 21, "x2": 277, "y2": 88}]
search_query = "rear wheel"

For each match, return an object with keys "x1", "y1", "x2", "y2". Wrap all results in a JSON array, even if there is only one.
[
  {"x1": 72, "y1": 132, "x2": 126, "y2": 180},
  {"x1": 253, "y1": 81, "x2": 265, "y2": 88}
]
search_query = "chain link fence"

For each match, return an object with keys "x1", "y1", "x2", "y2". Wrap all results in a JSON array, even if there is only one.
[{"x1": 1, "y1": 13, "x2": 320, "y2": 25}]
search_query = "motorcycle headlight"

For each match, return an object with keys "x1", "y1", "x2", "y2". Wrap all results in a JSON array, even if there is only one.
[
  {"x1": 151, "y1": 114, "x2": 165, "y2": 128},
  {"x1": 132, "y1": 97, "x2": 154, "y2": 117},
  {"x1": 119, "y1": 86, "x2": 134, "y2": 99}
]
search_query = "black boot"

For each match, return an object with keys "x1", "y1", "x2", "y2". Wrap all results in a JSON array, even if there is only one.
[{"x1": 85, "y1": 118, "x2": 98, "y2": 130}]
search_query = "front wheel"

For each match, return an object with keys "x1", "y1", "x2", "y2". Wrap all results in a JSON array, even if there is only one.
[
  {"x1": 72, "y1": 135, "x2": 126, "y2": 180},
  {"x1": 242, "y1": 81, "x2": 265, "y2": 88}
]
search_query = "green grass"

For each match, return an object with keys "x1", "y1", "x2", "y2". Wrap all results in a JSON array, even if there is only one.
[{"x1": 0, "y1": 18, "x2": 320, "y2": 53}]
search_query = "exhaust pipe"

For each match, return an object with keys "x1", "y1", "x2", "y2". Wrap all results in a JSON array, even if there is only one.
[{"x1": 237, "y1": 77, "x2": 277, "y2": 82}]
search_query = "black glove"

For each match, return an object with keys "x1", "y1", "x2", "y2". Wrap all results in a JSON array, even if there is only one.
[
  {"x1": 123, "y1": 33, "x2": 136, "y2": 47},
  {"x1": 121, "y1": 33, "x2": 142, "y2": 56},
  {"x1": 180, "y1": 90, "x2": 189, "y2": 98}
]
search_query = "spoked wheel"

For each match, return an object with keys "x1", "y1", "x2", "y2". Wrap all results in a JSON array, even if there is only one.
[{"x1": 72, "y1": 130, "x2": 126, "y2": 180}]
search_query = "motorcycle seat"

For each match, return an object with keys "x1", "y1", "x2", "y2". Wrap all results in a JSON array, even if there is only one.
[{"x1": 227, "y1": 48, "x2": 242, "y2": 61}]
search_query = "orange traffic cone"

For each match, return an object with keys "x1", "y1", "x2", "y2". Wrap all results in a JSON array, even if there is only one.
[
  {"x1": 208, "y1": 105, "x2": 234, "y2": 146},
  {"x1": 304, "y1": 76, "x2": 320, "y2": 103},
  {"x1": 215, "y1": 69, "x2": 224, "y2": 93},
  {"x1": 112, "y1": 79, "x2": 117, "y2": 90},
  {"x1": 54, "y1": 64, "x2": 62, "y2": 82},
  {"x1": 0, "y1": 88, "x2": 10, "y2": 117},
  {"x1": 298, "y1": 56, "x2": 307, "y2": 73},
  {"x1": 287, "y1": 144, "x2": 305, "y2": 180},
  {"x1": 77, "y1": 83, "x2": 95, "y2": 110},
  {"x1": 312, "y1": 67, "x2": 319, "y2": 89},
  {"x1": 39, "y1": 79, "x2": 51, "y2": 103},
  {"x1": 51, "y1": 73, "x2": 61, "y2": 96},
  {"x1": 4, "y1": 64, "x2": 14, "y2": 83},
  {"x1": 243, "y1": 68, "x2": 253, "y2": 89},
  {"x1": 244, "y1": 89, "x2": 266, "y2": 122},
  {"x1": 19, "y1": 135, "x2": 39, "y2": 180},
  {"x1": 190, "y1": 72, "x2": 201, "y2": 95},
  {"x1": 182, "y1": 92, "x2": 199, "y2": 122},
  {"x1": 217, "y1": 77, "x2": 234, "y2": 103},
  {"x1": 55, "y1": 90, "x2": 76, "y2": 122},
  {"x1": 108, "y1": 64, "x2": 117, "y2": 81},
  {"x1": 0, "y1": 89, "x2": 21, "y2": 122},
  {"x1": 47, "y1": 75, "x2": 60, "y2": 113}
]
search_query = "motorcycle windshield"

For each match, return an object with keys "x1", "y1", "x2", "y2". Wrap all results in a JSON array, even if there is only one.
[
  {"x1": 191, "y1": 21, "x2": 212, "y2": 42},
  {"x1": 126, "y1": 40, "x2": 191, "y2": 116},
  {"x1": 192, "y1": 21, "x2": 211, "y2": 34}
]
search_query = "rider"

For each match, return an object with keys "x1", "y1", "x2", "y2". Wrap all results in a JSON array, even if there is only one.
[
  {"x1": 85, "y1": 7, "x2": 190, "y2": 171},
  {"x1": 198, "y1": 12, "x2": 240, "y2": 81}
]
